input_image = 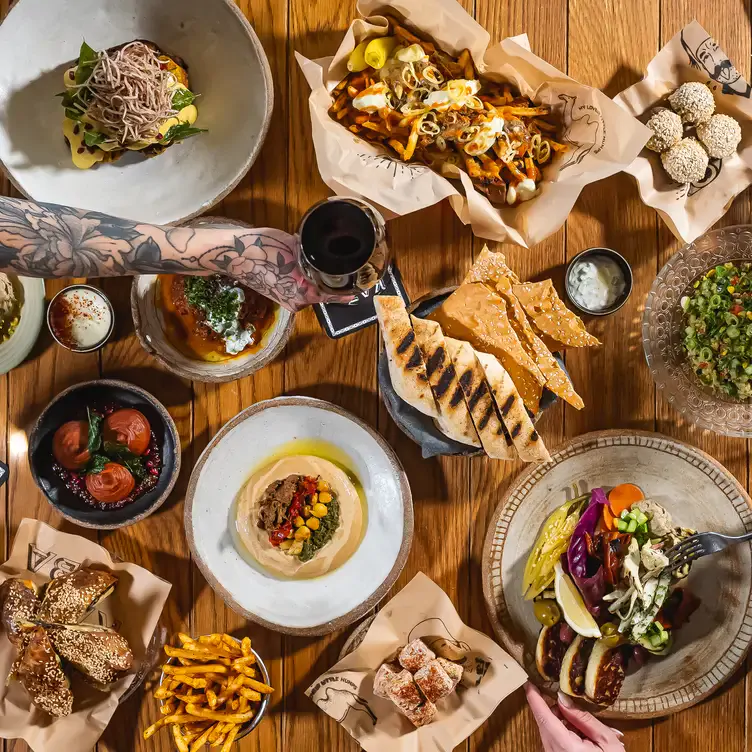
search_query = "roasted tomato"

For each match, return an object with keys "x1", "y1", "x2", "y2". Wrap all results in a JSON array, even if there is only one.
[
  {"x1": 85, "y1": 462, "x2": 135, "y2": 504},
  {"x1": 52, "y1": 420, "x2": 91, "y2": 470},
  {"x1": 103, "y1": 409, "x2": 151, "y2": 456}
]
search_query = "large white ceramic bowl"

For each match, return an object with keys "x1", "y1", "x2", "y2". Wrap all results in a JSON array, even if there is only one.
[
  {"x1": 482, "y1": 430, "x2": 752, "y2": 719},
  {"x1": 0, "y1": 0, "x2": 272, "y2": 224},
  {"x1": 185, "y1": 397, "x2": 414, "y2": 636}
]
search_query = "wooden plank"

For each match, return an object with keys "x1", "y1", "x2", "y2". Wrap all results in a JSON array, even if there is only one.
[
  {"x1": 185, "y1": 1, "x2": 288, "y2": 750},
  {"x1": 283, "y1": 0, "x2": 375, "y2": 749},
  {"x1": 468, "y1": 1, "x2": 567, "y2": 751},
  {"x1": 566, "y1": 0, "x2": 659, "y2": 749},
  {"x1": 654, "y1": 4, "x2": 750, "y2": 752}
]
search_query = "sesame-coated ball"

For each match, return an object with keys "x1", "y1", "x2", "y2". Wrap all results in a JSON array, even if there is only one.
[
  {"x1": 668, "y1": 82, "x2": 715, "y2": 125},
  {"x1": 696, "y1": 113, "x2": 742, "y2": 158},
  {"x1": 661, "y1": 137, "x2": 709, "y2": 184},
  {"x1": 645, "y1": 107, "x2": 683, "y2": 152}
]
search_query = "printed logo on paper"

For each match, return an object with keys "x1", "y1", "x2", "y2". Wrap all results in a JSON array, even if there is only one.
[
  {"x1": 357, "y1": 152, "x2": 430, "y2": 179},
  {"x1": 681, "y1": 30, "x2": 751, "y2": 98},
  {"x1": 309, "y1": 675, "x2": 377, "y2": 730},
  {"x1": 556, "y1": 94, "x2": 606, "y2": 171},
  {"x1": 27, "y1": 543, "x2": 79, "y2": 578}
]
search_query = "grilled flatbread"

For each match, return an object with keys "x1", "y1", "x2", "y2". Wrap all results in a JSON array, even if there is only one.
[
  {"x1": 375, "y1": 297, "x2": 439, "y2": 419},
  {"x1": 512, "y1": 280, "x2": 601, "y2": 349},
  {"x1": 410, "y1": 317, "x2": 480, "y2": 447},
  {"x1": 475, "y1": 351, "x2": 551, "y2": 463},
  {"x1": 443, "y1": 338, "x2": 515, "y2": 460}
]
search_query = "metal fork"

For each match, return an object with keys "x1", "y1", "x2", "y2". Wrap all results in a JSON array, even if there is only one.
[{"x1": 666, "y1": 531, "x2": 752, "y2": 574}]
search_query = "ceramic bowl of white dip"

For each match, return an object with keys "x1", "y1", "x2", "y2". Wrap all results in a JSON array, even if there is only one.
[{"x1": 565, "y1": 247, "x2": 633, "y2": 316}]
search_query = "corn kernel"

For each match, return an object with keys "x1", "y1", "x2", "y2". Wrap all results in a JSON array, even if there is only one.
[
  {"x1": 311, "y1": 503, "x2": 328, "y2": 518},
  {"x1": 707, "y1": 268, "x2": 716, "y2": 277},
  {"x1": 302, "y1": 505, "x2": 312, "y2": 518},
  {"x1": 728, "y1": 285, "x2": 735, "y2": 293},
  {"x1": 294, "y1": 516, "x2": 305, "y2": 528},
  {"x1": 318, "y1": 491, "x2": 333, "y2": 504},
  {"x1": 721, "y1": 349, "x2": 728, "y2": 356},
  {"x1": 289, "y1": 541, "x2": 304, "y2": 555},
  {"x1": 286, "y1": 529, "x2": 294, "y2": 539},
  {"x1": 310, "y1": 492, "x2": 319, "y2": 505},
  {"x1": 317, "y1": 480, "x2": 330, "y2": 492},
  {"x1": 306, "y1": 517, "x2": 320, "y2": 531},
  {"x1": 279, "y1": 540, "x2": 293, "y2": 551},
  {"x1": 294, "y1": 526, "x2": 311, "y2": 541},
  {"x1": 746, "y1": 311, "x2": 752, "y2": 320}
]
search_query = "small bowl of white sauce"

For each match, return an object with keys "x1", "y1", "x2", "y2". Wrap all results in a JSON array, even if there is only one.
[
  {"x1": 565, "y1": 248, "x2": 633, "y2": 316},
  {"x1": 47, "y1": 284, "x2": 114, "y2": 352}
]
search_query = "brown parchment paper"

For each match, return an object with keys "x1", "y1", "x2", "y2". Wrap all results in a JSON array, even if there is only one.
[
  {"x1": 0, "y1": 518, "x2": 172, "y2": 752},
  {"x1": 305, "y1": 572, "x2": 527, "y2": 752},
  {"x1": 295, "y1": 0, "x2": 650, "y2": 248},
  {"x1": 614, "y1": 20, "x2": 752, "y2": 244}
]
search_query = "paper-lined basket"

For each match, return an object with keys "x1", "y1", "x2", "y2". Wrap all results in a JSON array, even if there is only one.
[
  {"x1": 295, "y1": 0, "x2": 650, "y2": 247},
  {"x1": 306, "y1": 572, "x2": 527, "y2": 752},
  {"x1": 614, "y1": 20, "x2": 752, "y2": 243},
  {"x1": 0, "y1": 519, "x2": 171, "y2": 752}
]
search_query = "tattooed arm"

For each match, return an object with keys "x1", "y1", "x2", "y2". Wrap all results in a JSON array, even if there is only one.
[{"x1": 0, "y1": 197, "x2": 339, "y2": 311}]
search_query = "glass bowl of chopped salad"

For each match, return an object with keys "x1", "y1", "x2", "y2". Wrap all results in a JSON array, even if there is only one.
[{"x1": 643, "y1": 225, "x2": 752, "y2": 436}]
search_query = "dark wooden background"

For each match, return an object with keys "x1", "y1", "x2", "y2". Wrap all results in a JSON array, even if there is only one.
[{"x1": 1, "y1": 0, "x2": 751, "y2": 750}]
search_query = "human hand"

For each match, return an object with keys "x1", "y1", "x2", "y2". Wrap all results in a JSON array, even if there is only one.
[
  {"x1": 218, "y1": 227, "x2": 355, "y2": 312},
  {"x1": 524, "y1": 683, "x2": 625, "y2": 752}
]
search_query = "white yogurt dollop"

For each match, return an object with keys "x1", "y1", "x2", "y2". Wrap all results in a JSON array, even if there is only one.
[{"x1": 568, "y1": 255, "x2": 626, "y2": 311}]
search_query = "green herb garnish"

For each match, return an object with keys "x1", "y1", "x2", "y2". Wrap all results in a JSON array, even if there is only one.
[
  {"x1": 161, "y1": 122, "x2": 207, "y2": 145},
  {"x1": 299, "y1": 499, "x2": 340, "y2": 563},
  {"x1": 172, "y1": 88, "x2": 196, "y2": 111},
  {"x1": 87, "y1": 408, "x2": 102, "y2": 453},
  {"x1": 183, "y1": 276, "x2": 242, "y2": 327},
  {"x1": 103, "y1": 441, "x2": 146, "y2": 480},
  {"x1": 83, "y1": 131, "x2": 106, "y2": 147},
  {"x1": 75, "y1": 41, "x2": 99, "y2": 86},
  {"x1": 87, "y1": 454, "x2": 109, "y2": 475}
]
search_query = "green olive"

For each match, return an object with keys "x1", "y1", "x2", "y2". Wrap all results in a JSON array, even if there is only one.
[
  {"x1": 533, "y1": 600, "x2": 561, "y2": 627},
  {"x1": 601, "y1": 622, "x2": 618, "y2": 637},
  {"x1": 602, "y1": 633, "x2": 622, "y2": 648}
]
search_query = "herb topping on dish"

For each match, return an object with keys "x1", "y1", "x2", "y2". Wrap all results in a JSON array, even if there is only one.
[{"x1": 682, "y1": 261, "x2": 752, "y2": 398}]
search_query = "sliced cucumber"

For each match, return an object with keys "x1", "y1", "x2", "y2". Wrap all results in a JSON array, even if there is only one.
[{"x1": 626, "y1": 519, "x2": 638, "y2": 534}]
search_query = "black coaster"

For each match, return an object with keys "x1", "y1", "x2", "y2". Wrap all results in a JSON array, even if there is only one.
[{"x1": 314, "y1": 262, "x2": 410, "y2": 339}]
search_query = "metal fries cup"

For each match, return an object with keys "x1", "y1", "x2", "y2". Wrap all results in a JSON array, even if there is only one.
[{"x1": 159, "y1": 638, "x2": 271, "y2": 743}]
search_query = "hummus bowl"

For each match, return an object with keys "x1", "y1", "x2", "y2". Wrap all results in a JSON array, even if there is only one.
[{"x1": 185, "y1": 396, "x2": 413, "y2": 635}]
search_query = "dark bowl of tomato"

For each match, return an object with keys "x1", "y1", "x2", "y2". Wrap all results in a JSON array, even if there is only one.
[{"x1": 28, "y1": 379, "x2": 181, "y2": 529}]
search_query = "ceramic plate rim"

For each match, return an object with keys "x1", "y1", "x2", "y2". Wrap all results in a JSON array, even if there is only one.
[
  {"x1": 481, "y1": 428, "x2": 752, "y2": 720},
  {"x1": 184, "y1": 395, "x2": 414, "y2": 636},
  {"x1": 0, "y1": 276, "x2": 44, "y2": 375}
]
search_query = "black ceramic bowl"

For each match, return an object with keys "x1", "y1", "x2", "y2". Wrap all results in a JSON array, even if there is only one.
[{"x1": 28, "y1": 379, "x2": 181, "y2": 529}]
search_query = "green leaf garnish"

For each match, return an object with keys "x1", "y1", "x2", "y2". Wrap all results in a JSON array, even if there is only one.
[
  {"x1": 103, "y1": 442, "x2": 146, "y2": 480},
  {"x1": 161, "y1": 122, "x2": 207, "y2": 145},
  {"x1": 87, "y1": 408, "x2": 102, "y2": 453},
  {"x1": 75, "y1": 41, "x2": 99, "y2": 86},
  {"x1": 83, "y1": 131, "x2": 106, "y2": 147},
  {"x1": 86, "y1": 454, "x2": 109, "y2": 475},
  {"x1": 171, "y1": 88, "x2": 196, "y2": 111}
]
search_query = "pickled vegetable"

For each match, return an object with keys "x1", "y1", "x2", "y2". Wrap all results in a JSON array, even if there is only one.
[
  {"x1": 522, "y1": 493, "x2": 587, "y2": 600},
  {"x1": 347, "y1": 41, "x2": 369, "y2": 72},
  {"x1": 364, "y1": 37, "x2": 398, "y2": 69},
  {"x1": 533, "y1": 600, "x2": 561, "y2": 627}
]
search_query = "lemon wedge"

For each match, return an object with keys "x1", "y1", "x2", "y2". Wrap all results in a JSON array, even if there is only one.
[
  {"x1": 347, "y1": 41, "x2": 369, "y2": 72},
  {"x1": 554, "y1": 562, "x2": 602, "y2": 639},
  {"x1": 364, "y1": 36, "x2": 398, "y2": 69}
]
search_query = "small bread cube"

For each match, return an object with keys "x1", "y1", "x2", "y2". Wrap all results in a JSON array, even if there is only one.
[
  {"x1": 414, "y1": 659, "x2": 455, "y2": 703},
  {"x1": 403, "y1": 699, "x2": 437, "y2": 727},
  {"x1": 399, "y1": 639, "x2": 436, "y2": 673},
  {"x1": 436, "y1": 657, "x2": 463, "y2": 690},
  {"x1": 387, "y1": 669, "x2": 423, "y2": 712},
  {"x1": 373, "y1": 662, "x2": 400, "y2": 698}
]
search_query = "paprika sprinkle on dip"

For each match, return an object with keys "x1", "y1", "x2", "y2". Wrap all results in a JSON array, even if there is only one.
[{"x1": 47, "y1": 285, "x2": 114, "y2": 352}]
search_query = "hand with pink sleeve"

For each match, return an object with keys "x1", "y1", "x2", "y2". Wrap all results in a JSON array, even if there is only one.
[{"x1": 525, "y1": 683, "x2": 626, "y2": 752}]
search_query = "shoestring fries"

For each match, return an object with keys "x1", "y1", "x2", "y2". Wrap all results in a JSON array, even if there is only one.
[
  {"x1": 144, "y1": 632, "x2": 274, "y2": 751},
  {"x1": 329, "y1": 14, "x2": 567, "y2": 207}
]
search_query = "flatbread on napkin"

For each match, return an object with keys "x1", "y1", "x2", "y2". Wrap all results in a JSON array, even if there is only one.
[
  {"x1": 411, "y1": 316, "x2": 480, "y2": 447},
  {"x1": 376, "y1": 296, "x2": 439, "y2": 419},
  {"x1": 476, "y1": 351, "x2": 551, "y2": 463},
  {"x1": 512, "y1": 280, "x2": 601, "y2": 349},
  {"x1": 444, "y1": 338, "x2": 515, "y2": 459},
  {"x1": 430, "y1": 283, "x2": 546, "y2": 413}
]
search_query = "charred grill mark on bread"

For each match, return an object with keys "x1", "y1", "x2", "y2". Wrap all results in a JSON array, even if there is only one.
[
  {"x1": 450, "y1": 386, "x2": 465, "y2": 408},
  {"x1": 434, "y1": 362, "x2": 456, "y2": 399},
  {"x1": 426, "y1": 347, "x2": 445, "y2": 378},
  {"x1": 501, "y1": 394, "x2": 515, "y2": 416},
  {"x1": 397, "y1": 330, "x2": 415, "y2": 354},
  {"x1": 407, "y1": 346, "x2": 423, "y2": 371}
]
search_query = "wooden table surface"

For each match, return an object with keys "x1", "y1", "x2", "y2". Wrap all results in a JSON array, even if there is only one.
[{"x1": 1, "y1": 0, "x2": 751, "y2": 750}]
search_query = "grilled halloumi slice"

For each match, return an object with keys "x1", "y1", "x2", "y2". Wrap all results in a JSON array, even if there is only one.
[
  {"x1": 535, "y1": 625, "x2": 569, "y2": 683},
  {"x1": 559, "y1": 635, "x2": 595, "y2": 697}
]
